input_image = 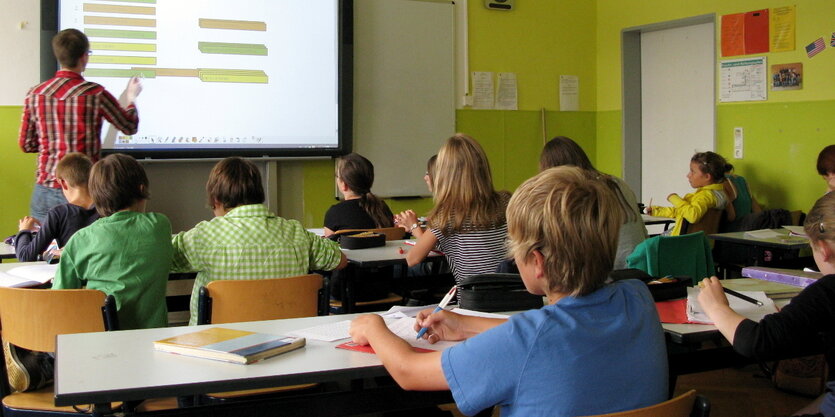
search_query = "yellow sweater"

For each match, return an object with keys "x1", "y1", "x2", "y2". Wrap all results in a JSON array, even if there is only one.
[{"x1": 652, "y1": 183, "x2": 726, "y2": 236}]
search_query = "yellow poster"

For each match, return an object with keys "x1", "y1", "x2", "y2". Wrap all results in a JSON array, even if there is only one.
[{"x1": 770, "y1": 5, "x2": 796, "y2": 52}]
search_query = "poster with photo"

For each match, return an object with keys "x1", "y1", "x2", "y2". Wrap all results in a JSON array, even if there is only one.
[{"x1": 771, "y1": 63, "x2": 802, "y2": 91}]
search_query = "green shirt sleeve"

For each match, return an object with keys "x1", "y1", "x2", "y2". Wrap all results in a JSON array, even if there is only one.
[
  {"x1": 171, "y1": 228, "x2": 203, "y2": 273},
  {"x1": 53, "y1": 239, "x2": 83, "y2": 289},
  {"x1": 307, "y1": 232, "x2": 342, "y2": 271}
]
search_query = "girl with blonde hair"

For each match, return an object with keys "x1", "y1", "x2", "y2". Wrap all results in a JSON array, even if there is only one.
[{"x1": 395, "y1": 134, "x2": 510, "y2": 285}]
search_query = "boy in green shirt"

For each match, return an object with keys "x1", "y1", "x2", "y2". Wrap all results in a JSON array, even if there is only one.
[
  {"x1": 54, "y1": 153, "x2": 173, "y2": 330},
  {"x1": 172, "y1": 157, "x2": 346, "y2": 325}
]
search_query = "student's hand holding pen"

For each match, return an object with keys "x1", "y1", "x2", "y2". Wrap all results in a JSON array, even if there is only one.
[
  {"x1": 414, "y1": 308, "x2": 468, "y2": 344},
  {"x1": 696, "y1": 277, "x2": 730, "y2": 311}
]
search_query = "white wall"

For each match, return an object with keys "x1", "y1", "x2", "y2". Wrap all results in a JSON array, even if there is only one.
[{"x1": 0, "y1": 0, "x2": 40, "y2": 105}]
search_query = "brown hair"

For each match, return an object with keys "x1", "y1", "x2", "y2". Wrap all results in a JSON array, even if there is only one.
[
  {"x1": 55, "y1": 152, "x2": 93, "y2": 188},
  {"x1": 89, "y1": 154, "x2": 149, "y2": 217},
  {"x1": 425, "y1": 154, "x2": 438, "y2": 191},
  {"x1": 804, "y1": 192, "x2": 835, "y2": 243},
  {"x1": 540, "y1": 136, "x2": 638, "y2": 222},
  {"x1": 206, "y1": 157, "x2": 265, "y2": 210},
  {"x1": 428, "y1": 134, "x2": 508, "y2": 233},
  {"x1": 336, "y1": 153, "x2": 393, "y2": 228},
  {"x1": 539, "y1": 136, "x2": 594, "y2": 172},
  {"x1": 52, "y1": 29, "x2": 89, "y2": 69},
  {"x1": 691, "y1": 151, "x2": 732, "y2": 184},
  {"x1": 507, "y1": 167, "x2": 624, "y2": 296},
  {"x1": 817, "y1": 145, "x2": 835, "y2": 176}
]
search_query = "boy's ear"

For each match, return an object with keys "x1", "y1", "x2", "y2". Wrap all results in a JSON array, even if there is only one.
[
  {"x1": 57, "y1": 178, "x2": 69, "y2": 190},
  {"x1": 530, "y1": 249, "x2": 546, "y2": 280}
]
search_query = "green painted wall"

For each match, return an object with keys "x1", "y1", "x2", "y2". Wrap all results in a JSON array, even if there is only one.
[
  {"x1": 596, "y1": 0, "x2": 835, "y2": 213},
  {"x1": 11, "y1": 1, "x2": 830, "y2": 231},
  {"x1": 0, "y1": 106, "x2": 36, "y2": 237}
]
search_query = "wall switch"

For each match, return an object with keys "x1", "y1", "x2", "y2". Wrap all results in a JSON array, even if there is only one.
[{"x1": 733, "y1": 127, "x2": 743, "y2": 159}]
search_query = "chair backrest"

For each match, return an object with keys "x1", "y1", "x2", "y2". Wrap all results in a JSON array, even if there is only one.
[
  {"x1": 681, "y1": 209, "x2": 723, "y2": 236},
  {"x1": 626, "y1": 232, "x2": 715, "y2": 280},
  {"x1": 0, "y1": 288, "x2": 114, "y2": 352},
  {"x1": 198, "y1": 274, "x2": 324, "y2": 325},
  {"x1": 581, "y1": 390, "x2": 710, "y2": 417},
  {"x1": 333, "y1": 227, "x2": 405, "y2": 241}
]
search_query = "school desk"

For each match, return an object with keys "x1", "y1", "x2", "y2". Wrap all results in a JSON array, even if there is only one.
[
  {"x1": 339, "y1": 239, "x2": 444, "y2": 313},
  {"x1": 55, "y1": 314, "x2": 453, "y2": 416},
  {"x1": 0, "y1": 242, "x2": 16, "y2": 262},
  {"x1": 642, "y1": 214, "x2": 675, "y2": 232},
  {"x1": 710, "y1": 229, "x2": 813, "y2": 272}
]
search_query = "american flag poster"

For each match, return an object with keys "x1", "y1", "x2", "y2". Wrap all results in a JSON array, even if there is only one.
[
  {"x1": 806, "y1": 37, "x2": 825, "y2": 58},
  {"x1": 831, "y1": 32, "x2": 835, "y2": 47}
]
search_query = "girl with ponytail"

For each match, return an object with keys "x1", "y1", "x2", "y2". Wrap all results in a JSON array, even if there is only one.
[{"x1": 324, "y1": 153, "x2": 394, "y2": 237}]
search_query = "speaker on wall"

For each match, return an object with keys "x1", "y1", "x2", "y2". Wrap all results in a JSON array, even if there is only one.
[{"x1": 484, "y1": 0, "x2": 514, "y2": 11}]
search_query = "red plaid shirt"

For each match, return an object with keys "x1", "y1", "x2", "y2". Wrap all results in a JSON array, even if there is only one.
[{"x1": 19, "y1": 71, "x2": 139, "y2": 188}]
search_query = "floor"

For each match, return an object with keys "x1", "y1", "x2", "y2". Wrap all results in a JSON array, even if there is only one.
[
  {"x1": 440, "y1": 364, "x2": 814, "y2": 417},
  {"x1": 674, "y1": 364, "x2": 815, "y2": 417}
]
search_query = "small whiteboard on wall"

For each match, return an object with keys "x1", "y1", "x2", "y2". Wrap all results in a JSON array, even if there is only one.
[{"x1": 353, "y1": 0, "x2": 455, "y2": 197}]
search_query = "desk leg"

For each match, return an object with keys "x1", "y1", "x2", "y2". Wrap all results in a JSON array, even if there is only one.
[{"x1": 343, "y1": 265, "x2": 356, "y2": 314}]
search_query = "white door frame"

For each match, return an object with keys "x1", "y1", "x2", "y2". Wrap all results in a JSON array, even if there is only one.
[{"x1": 621, "y1": 14, "x2": 715, "y2": 200}]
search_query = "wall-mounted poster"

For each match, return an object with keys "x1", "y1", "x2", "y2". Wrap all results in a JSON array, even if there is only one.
[{"x1": 771, "y1": 63, "x2": 802, "y2": 91}]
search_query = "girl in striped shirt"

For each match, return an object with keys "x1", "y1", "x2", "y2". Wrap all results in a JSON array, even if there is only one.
[{"x1": 395, "y1": 134, "x2": 510, "y2": 285}]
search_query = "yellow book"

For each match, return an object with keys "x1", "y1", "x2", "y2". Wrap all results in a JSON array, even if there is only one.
[{"x1": 154, "y1": 327, "x2": 305, "y2": 364}]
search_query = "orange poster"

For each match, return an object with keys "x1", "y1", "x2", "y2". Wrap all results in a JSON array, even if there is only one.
[
  {"x1": 721, "y1": 13, "x2": 745, "y2": 57},
  {"x1": 744, "y1": 9, "x2": 770, "y2": 54}
]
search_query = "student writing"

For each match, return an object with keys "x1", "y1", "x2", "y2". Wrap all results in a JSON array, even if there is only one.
[
  {"x1": 646, "y1": 151, "x2": 730, "y2": 236},
  {"x1": 171, "y1": 157, "x2": 347, "y2": 325},
  {"x1": 14, "y1": 153, "x2": 99, "y2": 262},
  {"x1": 699, "y1": 192, "x2": 835, "y2": 417},
  {"x1": 350, "y1": 166, "x2": 668, "y2": 417}
]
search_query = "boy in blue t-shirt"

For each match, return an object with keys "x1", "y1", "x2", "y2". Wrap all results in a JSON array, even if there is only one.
[{"x1": 350, "y1": 166, "x2": 668, "y2": 417}]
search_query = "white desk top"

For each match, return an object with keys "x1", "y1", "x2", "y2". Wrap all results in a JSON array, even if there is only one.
[
  {"x1": 0, "y1": 242, "x2": 16, "y2": 259},
  {"x1": 55, "y1": 314, "x2": 390, "y2": 405},
  {"x1": 641, "y1": 214, "x2": 675, "y2": 224},
  {"x1": 341, "y1": 239, "x2": 440, "y2": 267}
]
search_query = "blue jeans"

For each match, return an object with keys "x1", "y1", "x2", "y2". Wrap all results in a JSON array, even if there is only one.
[{"x1": 30, "y1": 184, "x2": 67, "y2": 223}]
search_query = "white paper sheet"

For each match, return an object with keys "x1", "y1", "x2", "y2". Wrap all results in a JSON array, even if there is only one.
[
  {"x1": 471, "y1": 71, "x2": 495, "y2": 109},
  {"x1": 0, "y1": 264, "x2": 57, "y2": 288},
  {"x1": 686, "y1": 287, "x2": 777, "y2": 324},
  {"x1": 559, "y1": 75, "x2": 579, "y2": 111},
  {"x1": 495, "y1": 72, "x2": 517, "y2": 110}
]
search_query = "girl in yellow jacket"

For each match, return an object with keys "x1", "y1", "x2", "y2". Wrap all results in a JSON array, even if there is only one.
[{"x1": 646, "y1": 151, "x2": 730, "y2": 236}]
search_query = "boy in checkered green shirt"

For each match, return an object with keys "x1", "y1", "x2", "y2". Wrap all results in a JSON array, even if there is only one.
[{"x1": 171, "y1": 157, "x2": 347, "y2": 325}]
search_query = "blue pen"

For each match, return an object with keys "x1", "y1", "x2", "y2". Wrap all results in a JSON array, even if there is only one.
[{"x1": 416, "y1": 285, "x2": 457, "y2": 340}]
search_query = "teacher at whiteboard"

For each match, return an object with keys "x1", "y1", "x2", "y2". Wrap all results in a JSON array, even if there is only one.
[{"x1": 19, "y1": 28, "x2": 142, "y2": 222}]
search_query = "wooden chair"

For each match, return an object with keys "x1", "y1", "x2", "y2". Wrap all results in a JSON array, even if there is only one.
[
  {"x1": 0, "y1": 288, "x2": 118, "y2": 416},
  {"x1": 580, "y1": 390, "x2": 710, "y2": 417},
  {"x1": 195, "y1": 275, "x2": 324, "y2": 402},
  {"x1": 332, "y1": 227, "x2": 406, "y2": 241},
  {"x1": 330, "y1": 227, "x2": 406, "y2": 313},
  {"x1": 680, "y1": 208, "x2": 723, "y2": 236}
]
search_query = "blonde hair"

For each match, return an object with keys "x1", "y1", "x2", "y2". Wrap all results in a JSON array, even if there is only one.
[
  {"x1": 55, "y1": 152, "x2": 93, "y2": 187},
  {"x1": 507, "y1": 167, "x2": 624, "y2": 296},
  {"x1": 428, "y1": 134, "x2": 508, "y2": 233},
  {"x1": 804, "y1": 192, "x2": 835, "y2": 243}
]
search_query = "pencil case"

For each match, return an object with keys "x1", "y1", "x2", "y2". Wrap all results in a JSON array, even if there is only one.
[
  {"x1": 338, "y1": 232, "x2": 386, "y2": 249},
  {"x1": 457, "y1": 273, "x2": 544, "y2": 312}
]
